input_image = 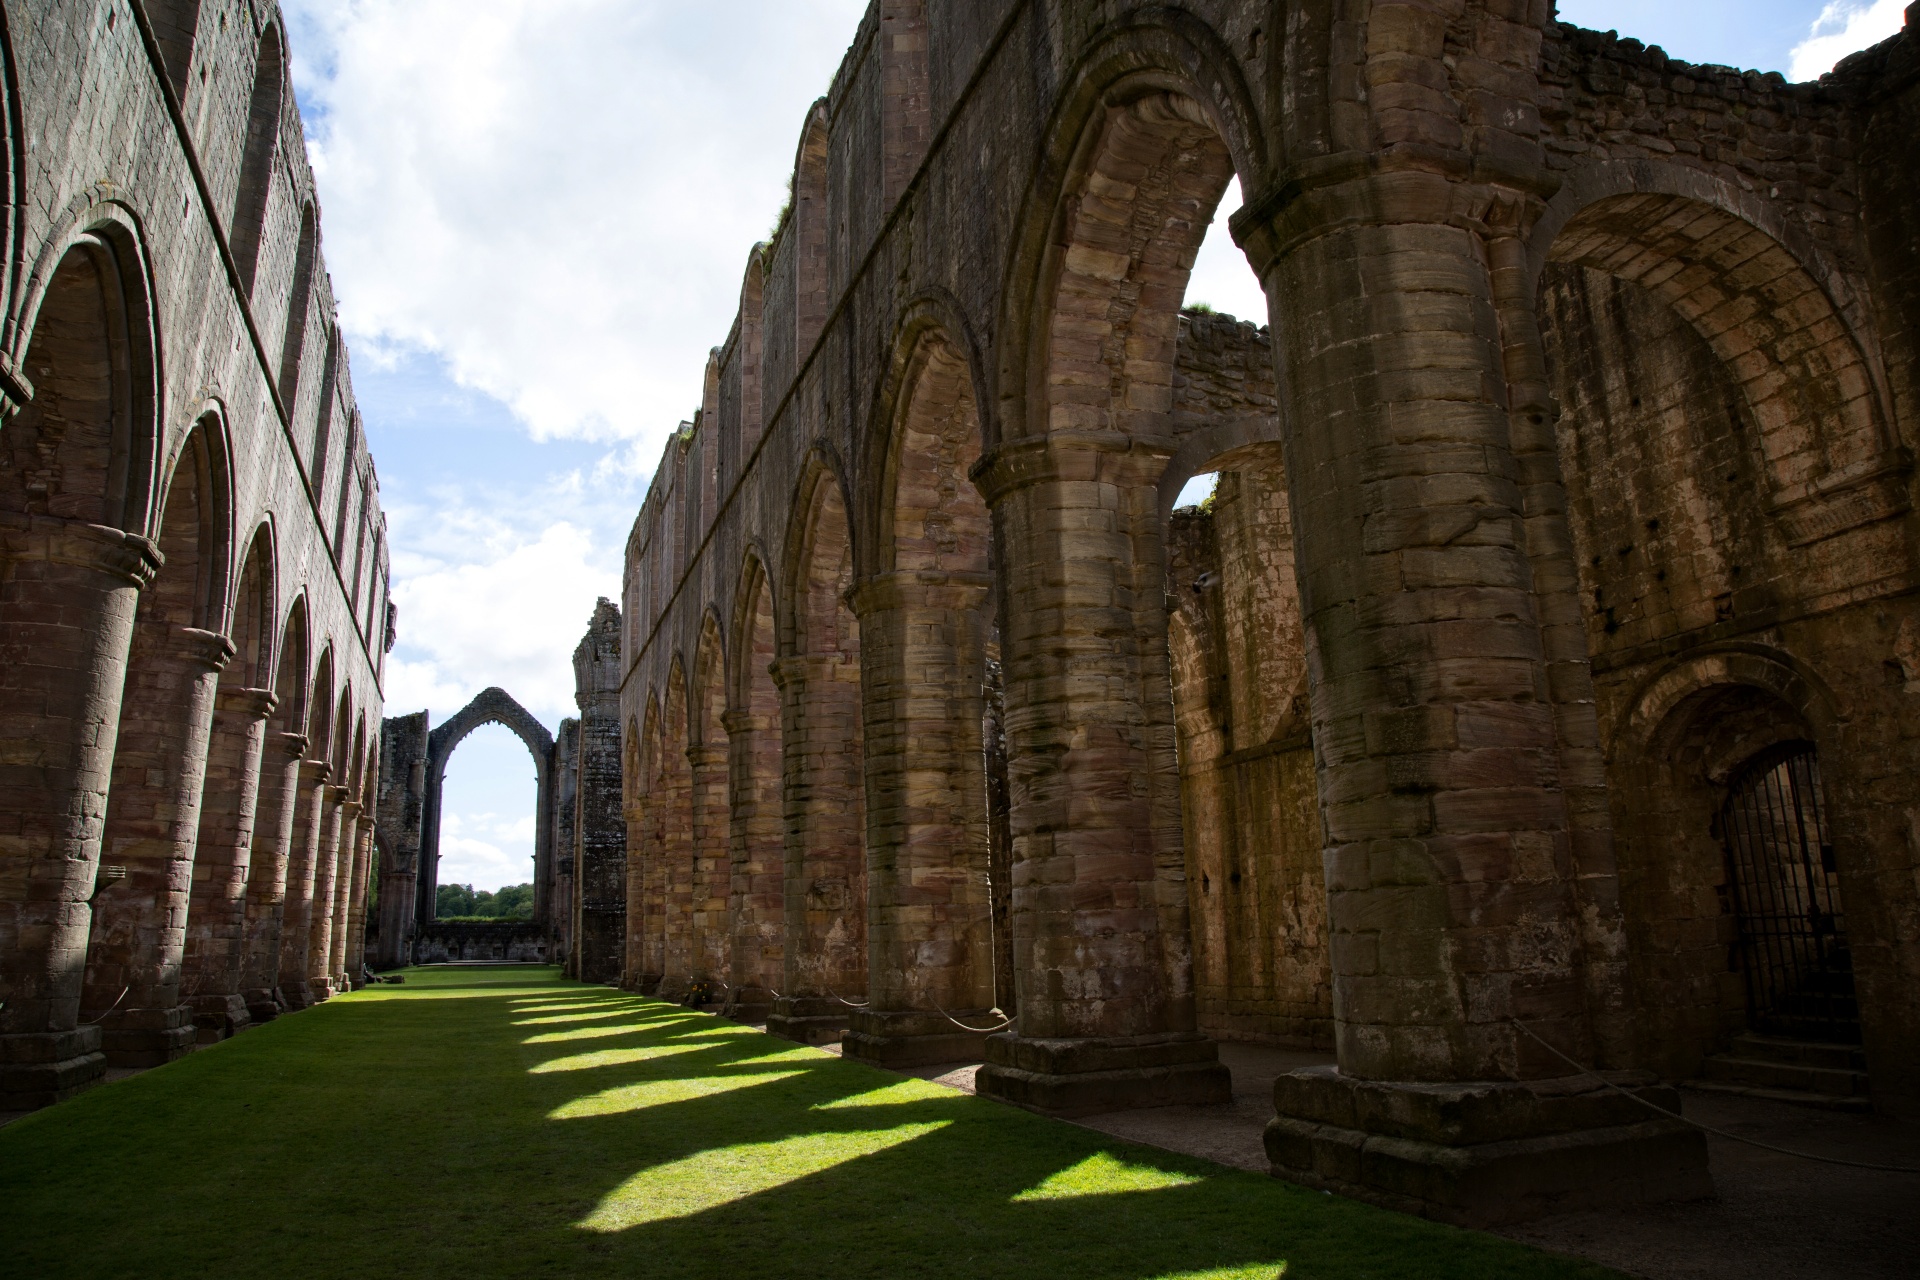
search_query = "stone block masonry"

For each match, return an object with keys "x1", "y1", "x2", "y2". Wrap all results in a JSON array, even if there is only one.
[
  {"x1": 0, "y1": 1, "x2": 391, "y2": 1104},
  {"x1": 596, "y1": 0, "x2": 1920, "y2": 1227}
]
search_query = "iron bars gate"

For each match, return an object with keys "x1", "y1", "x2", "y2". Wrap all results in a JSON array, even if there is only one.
[{"x1": 1720, "y1": 742, "x2": 1858, "y2": 1042}]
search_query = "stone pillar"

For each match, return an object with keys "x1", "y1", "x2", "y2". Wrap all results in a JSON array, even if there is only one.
[
  {"x1": 276, "y1": 761, "x2": 329, "y2": 1008},
  {"x1": 766, "y1": 654, "x2": 866, "y2": 1045},
  {"x1": 843, "y1": 572, "x2": 998, "y2": 1066},
  {"x1": 688, "y1": 741, "x2": 730, "y2": 992},
  {"x1": 83, "y1": 625, "x2": 232, "y2": 1067},
  {"x1": 372, "y1": 713, "x2": 427, "y2": 970},
  {"x1": 0, "y1": 518, "x2": 158, "y2": 1107},
  {"x1": 328, "y1": 800, "x2": 363, "y2": 989},
  {"x1": 969, "y1": 438, "x2": 1228, "y2": 1112},
  {"x1": 183, "y1": 686, "x2": 276, "y2": 1041},
  {"x1": 573, "y1": 602, "x2": 626, "y2": 985},
  {"x1": 552, "y1": 719, "x2": 579, "y2": 976},
  {"x1": 241, "y1": 731, "x2": 306, "y2": 1022},
  {"x1": 344, "y1": 814, "x2": 374, "y2": 987},
  {"x1": 304, "y1": 785, "x2": 346, "y2": 1001},
  {"x1": 722, "y1": 706, "x2": 780, "y2": 1018},
  {"x1": 1231, "y1": 155, "x2": 1706, "y2": 1220}
]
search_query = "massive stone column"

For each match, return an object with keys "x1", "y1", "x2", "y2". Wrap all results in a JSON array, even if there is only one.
[
  {"x1": 551, "y1": 718, "x2": 579, "y2": 976},
  {"x1": 842, "y1": 573, "x2": 998, "y2": 1066},
  {"x1": 182, "y1": 686, "x2": 276, "y2": 1040},
  {"x1": 0, "y1": 520, "x2": 157, "y2": 1106},
  {"x1": 573, "y1": 601, "x2": 626, "y2": 983},
  {"x1": 276, "y1": 761, "x2": 330, "y2": 1008},
  {"x1": 1233, "y1": 127, "x2": 1705, "y2": 1222},
  {"x1": 83, "y1": 626, "x2": 232, "y2": 1067},
  {"x1": 688, "y1": 741, "x2": 730, "y2": 991},
  {"x1": 304, "y1": 785, "x2": 346, "y2": 1001},
  {"x1": 721, "y1": 704, "x2": 781, "y2": 1018},
  {"x1": 327, "y1": 801, "x2": 363, "y2": 988},
  {"x1": 241, "y1": 731, "x2": 307, "y2": 1022},
  {"x1": 971, "y1": 439, "x2": 1228, "y2": 1113},
  {"x1": 766, "y1": 653, "x2": 868, "y2": 1044},
  {"x1": 372, "y1": 713, "x2": 427, "y2": 970},
  {"x1": 343, "y1": 814, "x2": 374, "y2": 987}
]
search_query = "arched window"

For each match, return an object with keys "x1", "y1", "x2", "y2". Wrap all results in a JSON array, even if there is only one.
[{"x1": 228, "y1": 26, "x2": 284, "y2": 292}]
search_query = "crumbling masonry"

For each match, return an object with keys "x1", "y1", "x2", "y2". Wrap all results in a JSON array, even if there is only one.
[
  {"x1": 0, "y1": 2, "x2": 392, "y2": 1107},
  {"x1": 608, "y1": 0, "x2": 1920, "y2": 1227}
]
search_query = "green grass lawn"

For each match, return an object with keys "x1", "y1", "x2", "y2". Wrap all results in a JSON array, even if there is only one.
[{"x1": 0, "y1": 966, "x2": 1620, "y2": 1279}]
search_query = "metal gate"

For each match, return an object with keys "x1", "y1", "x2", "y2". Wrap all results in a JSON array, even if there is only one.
[{"x1": 1720, "y1": 742, "x2": 1858, "y2": 1042}]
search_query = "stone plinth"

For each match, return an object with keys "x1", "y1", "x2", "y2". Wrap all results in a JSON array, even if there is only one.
[
  {"x1": 975, "y1": 1030, "x2": 1230, "y2": 1116},
  {"x1": 841, "y1": 1007, "x2": 992, "y2": 1067},
  {"x1": 1264, "y1": 1065, "x2": 1712, "y2": 1226},
  {"x1": 0, "y1": 1028, "x2": 105, "y2": 1108},
  {"x1": 766, "y1": 995, "x2": 849, "y2": 1046}
]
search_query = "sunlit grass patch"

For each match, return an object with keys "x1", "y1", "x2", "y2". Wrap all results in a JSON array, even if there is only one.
[
  {"x1": 549, "y1": 1068, "x2": 812, "y2": 1119},
  {"x1": 578, "y1": 1121, "x2": 952, "y2": 1231},
  {"x1": 0, "y1": 964, "x2": 1625, "y2": 1280},
  {"x1": 1013, "y1": 1151, "x2": 1203, "y2": 1200}
]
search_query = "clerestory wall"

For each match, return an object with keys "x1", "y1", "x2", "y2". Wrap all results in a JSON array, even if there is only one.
[{"x1": 0, "y1": 0, "x2": 392, "y2": 1108}]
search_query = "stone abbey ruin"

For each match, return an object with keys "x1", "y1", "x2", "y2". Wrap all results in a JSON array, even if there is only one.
[{"x1": 7, "y1": 0, "x2": 1920, "y2": 1233}]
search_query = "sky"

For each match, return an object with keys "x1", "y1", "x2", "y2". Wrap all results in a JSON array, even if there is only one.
[{"x1": 279, "y1": 0, "x2": 1908, "y2": 892}]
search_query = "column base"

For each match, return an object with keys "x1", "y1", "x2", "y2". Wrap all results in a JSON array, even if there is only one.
[
  {"x1": 1264, "y1": 1065, "x2": 1713, "y2": 1227},
  {"x1": 191, "y1": 994, "x2": 252, "y2": 1043},
  {"x1": 842, "y1": 1008, "x2": 993, "y2": 1067},
  {"x1": 243, "y1": 987, "x2": 283, "y2": 1024},
  {"x1": 630, "y1": 972, "x2": 663, "y2": 995},
  {"x1": 766, "y1": 996, "x2": 850, "y2": 1046},
  {"x1": 720, "y1": 986, "x2": 774, "y2": 1023},
  {"x1": 975, "y1": 1030, "x2": 1230, "y2": 1116},
  {"x1": 0, "y1": 1028, "x2": 106, "y2": 1109},
  {"x1": 655, "y1": 975, "x2": 691, "y2": 1002},
  {"x1": 101, "y1": 1005, "x2": 197, "y2": 1068},
  {"x1": 279, "y1": 979, "x2": 314, "y2": 1010},
  {"x1": 308, "y1": 977, "x2": 335, "y2": 1004}
]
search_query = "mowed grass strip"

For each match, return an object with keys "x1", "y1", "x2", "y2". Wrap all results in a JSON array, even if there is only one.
[{"x1": 0, "y1": 966, "x2": 1620, "y2": 1280}]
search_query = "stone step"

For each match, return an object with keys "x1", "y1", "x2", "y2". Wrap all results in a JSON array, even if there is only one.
[
  {"x1": 1683, "y1": 1080, "x2": 1873, "y2": 1112},
  {"x1": 1728, "y1": 1032, "x2": 1865, "y2": 1071},
  {"x1": 1694, "y1": 1053, "x2": 1868, "y2": 1099}
]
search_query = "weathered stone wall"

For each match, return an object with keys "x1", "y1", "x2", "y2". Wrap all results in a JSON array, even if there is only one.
[
  {"x1": 413, "y1": 921, "x2": 549, "y2": 965},
  {"x1": 574, "y1": 600, "x2": 625, "y2": 984},
  {"x1": 551, "y1": 717, "x2": 579, "y2": 976},
  {"x1": 372, "y1": 712, "x2": 427, "y2": 969},
  {"x1": 598, "y1": 5, "x2": 1920, "y2": 1194},
  {"x1": 0, "y1": 1, "x2": 389, "y2": 1106}
]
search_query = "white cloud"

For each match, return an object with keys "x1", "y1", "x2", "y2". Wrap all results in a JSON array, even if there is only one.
[
  {"x1": 1789, "y1": 0, "x2": 1907, "y2": 80},
  {"x1": 285, "y1": 0, "x2": 866, "y2": 453},
  {"x1": 386, "y1": 513, "x2": 621, "y2": 722}
]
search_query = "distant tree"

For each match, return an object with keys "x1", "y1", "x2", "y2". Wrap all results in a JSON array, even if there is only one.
[
  {"x1": 491, "y1": 883, "x2": 535, "y2": 920},
  {"x1": 436, "y1": 883, "x2": 477, "y2": 917}
]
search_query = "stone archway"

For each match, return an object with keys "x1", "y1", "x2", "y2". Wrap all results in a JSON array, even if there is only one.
[{"x1": 416, "y1": 688, "x2": 556, "y2": 933}]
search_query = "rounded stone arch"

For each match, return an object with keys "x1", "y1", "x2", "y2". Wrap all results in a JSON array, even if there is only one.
[
  {"x1": 638, "y1": 689, "x2": 663, "y2": 800},
  {"x1": 1531, "y1": 162, "x2": 1901, "y2": 539},
  {"x1": 226, "y1": 516, "x2": 277, "y2": 690},
  {"x1": 0, "y1": 3, "x2": 24, "y2": 335},
  {"x1": 146, "y1": 406, "x2": 236, "y2": 636},
  {"x1": 417, "y1": 687, "x2": 556, "y2": 928},
  {"x1": 1602, "y1": 641, "x2": 1851, "y2": 1078},
  {"x1": 270, "y1": 591, "x2": 311, "y2": 741},
  {"x1": 993, "y1": 12, "x2": 1269, "y2": 450},
  {"x1": 861, "y1": 291, "x2": 993, "y2": 574},
  {"x1": 728, "y1": 543, "x2": 779, "y2": 710},
  {"x1": 3, "y1": 200, "x2": 164, "y2": 534},
  {"x1": 777, "y1": 445, "x2": 858, "y2": 660},
  {"x1": 691, "y1": 607, "x2": 727, "y2": 749},
  {"x1": 307, "y1": 642, "x2": 335, "y2": 759},
  {"x1": 1613, "y1": 643, "x2": 1841, "y2": 771}
]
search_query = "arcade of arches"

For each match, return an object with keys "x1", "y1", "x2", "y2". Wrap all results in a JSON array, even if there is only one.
[
  {"x1": 1, "y1": 3, "x2": 390, "y2": 1106},
  {"x1": 6, "y1": 0, "x2": 1920, "y2": 1236}
]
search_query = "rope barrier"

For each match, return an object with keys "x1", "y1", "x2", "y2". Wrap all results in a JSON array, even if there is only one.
[
  {"x1": 933, "y1": 1000, "x2": 1014, "y2": 1034},
  {"x1": 1509, "y1": 1018, "x2": 1920, "y2": 1174},
  {"x1": 83, "y1": 987, "x2": 129, "y2": 1027}
]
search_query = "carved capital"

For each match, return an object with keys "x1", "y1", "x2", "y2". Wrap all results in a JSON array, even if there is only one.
[
  {"x1": 0, "y1": 514, "x2": 163, "y2": 588},
  {"x1": 216, "y1": 686, "x2": 278, "y2": 719},
  {"x1": 277, "y1": 732, "x2": 311, "y2": 759},
  {"x1": 179, "y1": 627, "x2": 236, "y2": 673},
  {"x1": 300, "y1": 760, "x2": 333, "y2": 785},
  {"x1": 969, "y1": 430, "x2": 1175, "y2": 510},
  {"x1": 846, "y1": 569, "x2": 992, "y2": 618}
]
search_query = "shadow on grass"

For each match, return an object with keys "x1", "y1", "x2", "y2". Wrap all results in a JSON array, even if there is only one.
[{"x1": 0, "y1": 966, "x2": 1622, "y2": 1280}]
